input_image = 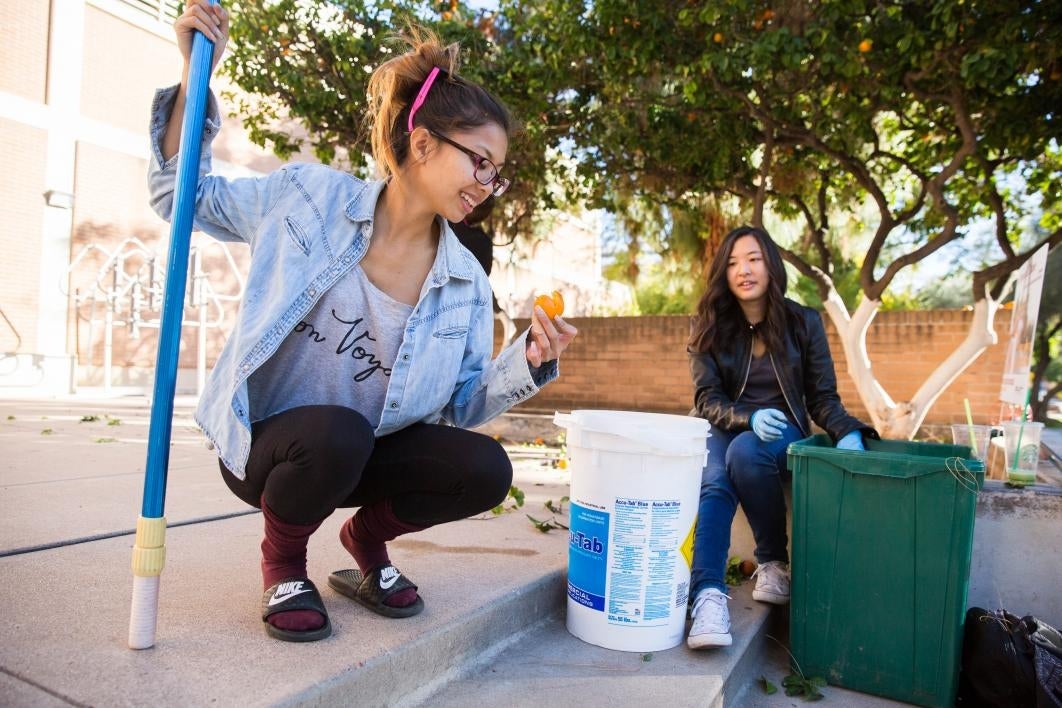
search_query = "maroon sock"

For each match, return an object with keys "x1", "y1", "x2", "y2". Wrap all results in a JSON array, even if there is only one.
[
  {"x1": 339, "y1": 500, "x2": 425, "y2": 608},
  {"x1": 261, "y1": 500, "x2": 326, "y2": 633}
]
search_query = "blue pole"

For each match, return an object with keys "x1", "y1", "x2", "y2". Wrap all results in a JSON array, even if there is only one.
[
  {"x1": 142, "y1": 9, "x2": 216, "y2": 518},
  {"x1": 129, "y1": 3, "x2": 216, "y2": 649}
]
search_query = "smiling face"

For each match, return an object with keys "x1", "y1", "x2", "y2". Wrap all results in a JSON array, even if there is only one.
[
  {"x1": 726, "y1": 234, "x2": 770, "y2": 307},
  {"x1": 423, "y1": 123, "x2": 509, "y2": 223}
]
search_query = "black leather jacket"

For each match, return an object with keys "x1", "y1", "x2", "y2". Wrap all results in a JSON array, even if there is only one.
[{"x1": 689, "y1": 299, "x2": 878, "y2": 443}]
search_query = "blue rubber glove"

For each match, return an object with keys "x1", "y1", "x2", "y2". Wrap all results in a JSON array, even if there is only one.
[
  {"x1": 750, "y1": 408, "x2": 788, "y2": 442},
  {"x1": 836, "y1": 431, "x2": 865, "y2": 451}
]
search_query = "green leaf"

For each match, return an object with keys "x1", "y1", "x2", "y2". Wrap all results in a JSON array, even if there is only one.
[
  {"x1": 509, "y1": 485, "x2": 525, "y2": 507},
  {"x1": 80, "y1": 415, "x2": 99, "y2": 423},
  {"x1": 759, "y1": 675, "x2": 778, "y2": 695},
  {"x1": 725, "y1": 555, "x2": 746, "y2": 586},
  {"x1": 526, "y1": 514, "x2": 554, "y2": 532}
]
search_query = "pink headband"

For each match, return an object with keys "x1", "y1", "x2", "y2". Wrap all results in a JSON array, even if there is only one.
[{"x1": 407, "y1": 67, "x2": 442, "y2": 132}]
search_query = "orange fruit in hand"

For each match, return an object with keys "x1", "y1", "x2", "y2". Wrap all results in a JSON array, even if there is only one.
[{"x1": 534, "y1": 291, "x2": 565, "y2": 320}]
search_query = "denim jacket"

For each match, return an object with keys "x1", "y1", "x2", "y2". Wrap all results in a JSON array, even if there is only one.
[{"x1": 147, "y1": 86, "x2": 557, "y2": 479}]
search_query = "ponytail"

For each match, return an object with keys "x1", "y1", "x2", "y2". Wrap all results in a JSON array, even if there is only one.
[{"x1": 366, "y1": 26, "x2": 511, "y2": 179}]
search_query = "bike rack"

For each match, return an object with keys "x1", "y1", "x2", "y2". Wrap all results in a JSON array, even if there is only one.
[{"x1": 64, "y1": 237, "x2": 245, "y2": 395}]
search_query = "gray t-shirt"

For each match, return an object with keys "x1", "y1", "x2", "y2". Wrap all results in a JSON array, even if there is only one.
[{"x1": 248, "y1": 265, "x2": 413, "y2": 428}]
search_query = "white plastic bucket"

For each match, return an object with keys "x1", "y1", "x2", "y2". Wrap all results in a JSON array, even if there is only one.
[{"x1": 553, "y1": 409, "x2": 710, "y2": 652}]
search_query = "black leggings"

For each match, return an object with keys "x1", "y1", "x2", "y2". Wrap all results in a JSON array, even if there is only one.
[{"x1": 219, "y1": 405, "x2": 513, "y2": 526}]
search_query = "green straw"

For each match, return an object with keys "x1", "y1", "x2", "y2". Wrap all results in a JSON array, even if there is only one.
[
  {"x1": 963, "y1": 398, "x2": 977, "y2": 457},
  {"x1": 1011, "y1": 388, "x2": 1032, "y2": 471}
]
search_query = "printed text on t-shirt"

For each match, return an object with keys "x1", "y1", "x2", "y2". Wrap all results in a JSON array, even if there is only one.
[{"x1": 292, "y1": 309, "x2": 392, "y2": 382}]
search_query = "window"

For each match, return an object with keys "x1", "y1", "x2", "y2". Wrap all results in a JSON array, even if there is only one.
[{"x1": 117, "y1": 0, "x2": 180, "y2": 23}]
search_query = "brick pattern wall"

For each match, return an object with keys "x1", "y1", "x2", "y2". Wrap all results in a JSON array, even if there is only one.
[
  {"x1": 498, "y1": 310, "x2": 1013, "y2": 427},
  {"x1": 0, "y1": 119, "x2": 48, "y2": 352},
  {"x1": 0, "y1": 0, "x2": 49, "y2": 354},
  {"x1": 81, "y1": 5, "x2": 178, "y2": 135},
  {"x1": 0, "y1": 1, "x2": 49, "y2": 102}
]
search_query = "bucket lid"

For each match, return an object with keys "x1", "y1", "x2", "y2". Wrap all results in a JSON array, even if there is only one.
[{"x1": 553, "y1": 409, "x2": 709, "y2": 457}]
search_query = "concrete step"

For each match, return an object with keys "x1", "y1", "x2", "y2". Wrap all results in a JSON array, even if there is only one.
[
  {"x1": 418, "y1": 582, "x2": 777, "y2": 708},
  {"x1": 735, "y1": 631, "x2": 912, "y2": 708},
  {"x1": 0, "y1": 394, "x2": 927, "y2": 707}
]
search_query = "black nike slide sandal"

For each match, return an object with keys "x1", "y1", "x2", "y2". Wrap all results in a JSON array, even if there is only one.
[
  {"x1": 261, "y1": 577, "x2": 332, "y2": 642},
  {"x1": 328, "y1": 564, "x2": 425, "y2": 619}
]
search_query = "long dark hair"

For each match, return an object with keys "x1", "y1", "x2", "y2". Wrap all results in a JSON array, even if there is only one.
[{"x1": 689, "y1": 226, "x2": 789, "y2": 355}]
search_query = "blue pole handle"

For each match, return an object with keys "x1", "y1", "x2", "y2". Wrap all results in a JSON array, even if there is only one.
[{"x1": 141, "y1": 8, "x2": 217, "y2": 519}]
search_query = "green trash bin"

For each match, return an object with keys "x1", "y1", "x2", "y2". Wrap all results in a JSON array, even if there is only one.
[{"x1": 787, "y1": 435, "x2": 984, "y2": 708}]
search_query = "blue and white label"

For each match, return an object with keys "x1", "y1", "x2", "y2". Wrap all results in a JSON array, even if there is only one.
[{"x1": 568, "y1": 502, "x2": 609, "y2": 611}]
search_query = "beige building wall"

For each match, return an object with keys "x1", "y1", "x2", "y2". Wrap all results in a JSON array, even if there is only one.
[
  {"x1": 0, "y1": 119, "x2": 49, "y2": 355},
  {"x1": 1, "y1": 0, "x2": 605, "y2": 397},
  {"x1": 0, "y1": 1, "x2": 51, "y2": 363},
  {"x1": 0, "y1": 0, "x2": 281, "y2": 395},
  {"x1": 0, "y1": 1, "x2": 49, "y2": 103}
]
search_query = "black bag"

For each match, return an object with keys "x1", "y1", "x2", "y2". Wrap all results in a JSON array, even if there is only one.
[{"x1": 957, "y1": 607, "x2": 1062, "y2": 708}]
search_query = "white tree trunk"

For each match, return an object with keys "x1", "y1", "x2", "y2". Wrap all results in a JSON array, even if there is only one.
[{"x1": 821, "y1": 290, "x2": 1001, "y2": 440}]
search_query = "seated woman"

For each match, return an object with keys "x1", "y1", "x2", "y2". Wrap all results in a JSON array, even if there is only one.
[{"x1": 686, "y1": 225, "x2": 876, "y2": 649}]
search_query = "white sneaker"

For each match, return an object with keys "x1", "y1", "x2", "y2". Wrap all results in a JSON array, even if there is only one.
[
  {"x1": 751, "y1": 560, "x2": 790, "y2": 605},
  {"x1": 687, "y1": 588, "x2": 732, "y2": 649}
]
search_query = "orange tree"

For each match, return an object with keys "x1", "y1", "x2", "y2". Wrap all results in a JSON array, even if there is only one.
[
  {"x1": 507, "y1": 0, "x2": 1062, "y2": 435},
  {"x1": 224, "y1": 0, "x2": 1061, "y2": 435}
]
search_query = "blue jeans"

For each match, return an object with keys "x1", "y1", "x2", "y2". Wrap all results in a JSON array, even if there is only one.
[{"x1": 690, "y1": 424, "x2": 804, "y2": 597}]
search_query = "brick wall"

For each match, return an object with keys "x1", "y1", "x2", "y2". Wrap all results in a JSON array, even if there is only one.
[
  {"x1": 498, "y1": 309, "x2": 1014, "y2": 427},
  {"x1": 0, "y1": 119, "x2": 48, "y2": 352},
  {"x1": 0, "y1": 0, "x2": 49, "y2": 102},
  {"x1": 81, "y1": 5, "x2": 178, "y2": 135},
  {"x1": 0, "y1": 0, "x2": 49, "y2": 354}
]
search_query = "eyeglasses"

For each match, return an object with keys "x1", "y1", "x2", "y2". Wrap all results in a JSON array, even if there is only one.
[{"x1": 429, "y1": 130, "x2": 511, "y2": 197}]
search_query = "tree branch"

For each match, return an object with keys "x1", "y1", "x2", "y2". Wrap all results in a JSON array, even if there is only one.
[
  {"x1": 814, "y1": 173, "x2": 831, "y2": 270},
  {"x1": 868, "y1": 149, "x2": 928, "y2": 223},
  {"x1": 753, "y1": 125, "x2": 774, "y2": 227},
  {"x1": 776, "y1": 243, "x2": 832, "y2": 301},
  {"x1": 977, "y1": 154, "x2": 1017, "y2": 260},
  {"x1": 974, "y1": 230, "x2": 1062, "y2": 299}
]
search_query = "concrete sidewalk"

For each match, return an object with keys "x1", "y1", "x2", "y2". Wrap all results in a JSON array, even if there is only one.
[
  {"x1": 0, "y1": 395, "x2": 957, "y2": 707},
  {"x1": 0, "y1": 396, "x2": 572, "y2": 706}
]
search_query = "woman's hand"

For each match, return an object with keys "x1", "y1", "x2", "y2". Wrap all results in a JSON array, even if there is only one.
[
  {"x1": 162, "y1": 0, "x2": 229, "y2": 160},
  {"x1": 750, "y1": 408, "x2": 788, "y2": 442},
  {"x1": 175, "y1": 0, "x2": 229, "y2": 75},
  {"x1": 835, "y1": 431, "x2": 865, "y2": 451},
  {"x1": 525, "y1": 307, "x2": 578, "y2": 368}
]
